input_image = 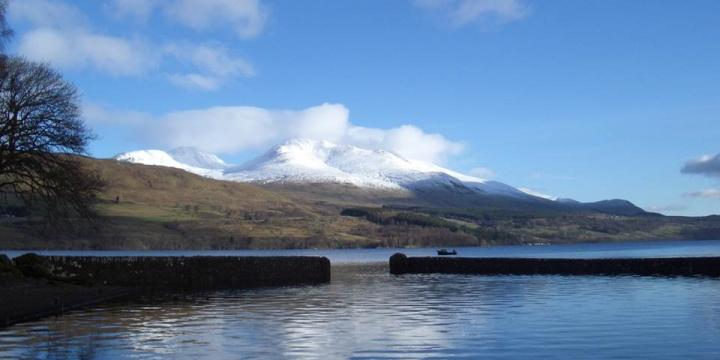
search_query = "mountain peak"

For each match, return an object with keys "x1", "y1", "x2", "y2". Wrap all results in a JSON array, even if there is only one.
[
  {"x1": 115, "y1": 139, "x2": 535, "y2": 199},
  {"x1": 167, "y1": 147, "x2": 229, "y2": 170},
  {"x1": 113, "y1": 149, "x2": 224, "y2": 178},
  {"x1": 112, "y1": 140, "x2": 648, "y2": 216}
]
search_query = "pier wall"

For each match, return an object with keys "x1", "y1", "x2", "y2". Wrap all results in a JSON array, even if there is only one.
[
  {"x1": 389, "y1": 253, "x2": 720, "y2": 276},
  {"x1": 47, "y1": 256, "x2": 331, "y2": 290}
]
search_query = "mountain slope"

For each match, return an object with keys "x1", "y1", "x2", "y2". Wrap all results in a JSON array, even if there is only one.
[
  {"x1": 4, "y1": 157, "x2": 720, "y2": 250},
  {"x1": 113, "y1": 139, "x2": 646, "y2": 215},
  {"x1": 227, "y1": 139, "x2": 536, "y2": 200}
]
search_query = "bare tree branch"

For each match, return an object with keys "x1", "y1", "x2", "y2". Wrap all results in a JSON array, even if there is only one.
[{"x1": 0, "y1": 57, "x2": 104, "y2": 232}]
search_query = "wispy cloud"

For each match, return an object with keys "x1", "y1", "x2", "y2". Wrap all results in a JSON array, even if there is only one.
[
  {"x1": 164, "y1": 43, "x2": 255, "y2": 90},
  {"x1": 684, "y1": 189, "x2": 720, "y2": 199},
  {"x1": 167, "y1": 73, "x2": 222, "y2": 91},
  {"x1": 84, "y1": 103, "x2": 465, "y2": 164},
  {"x1": 166, "y1": 0, "x2": 267, "y2": 39},
  {"x1": 11, "y1": 0, "x2": 255, "y2": 89},
  {"x1": 10, "y1": 0, "x2": 154, "y2": 75},
  {"x1": 18, "y1": 28, "x2": 155, "y2": 76},
  {"x1": 681, "y1": 153, "x2": 720, "y2": 178},
  {"x1": 110, "y1": 0, "x2": 268, "y2": 39},
  {"x1": 414, "y1": 0, "x2": 530, "y2": 27}
]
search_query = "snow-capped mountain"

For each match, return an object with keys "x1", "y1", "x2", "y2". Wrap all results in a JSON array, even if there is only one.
[
  {"x1": 224, "y1": 139, "x2": 535, "y2": 198},
  {"x1": 113, "y1": 140, "x2": 649, "y2": 215},
  {"x1": 167, "y1": 147, "x2": 229, "y2": 170},
  {"x1": 113, "y1": 148, "x2": 225, "y2": 178},
  {"x1": 114, "y1": 139, "x2": 545, "y2": 200}
]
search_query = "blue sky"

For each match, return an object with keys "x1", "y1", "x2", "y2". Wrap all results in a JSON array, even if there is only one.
[{"x1": 6, "y1": 0, "x2": 720, "y2": 216}]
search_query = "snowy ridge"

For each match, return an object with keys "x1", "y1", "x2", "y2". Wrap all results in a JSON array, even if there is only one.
[
  {"x1": 168, "y1": 147, "x2": 229, "y2": 170},
  {"x1": 114, "y1": 139, "x2": 550, "y2": 200},
  {"x1": 113, "y1": 149, "x2": 224, "y2": 179}
]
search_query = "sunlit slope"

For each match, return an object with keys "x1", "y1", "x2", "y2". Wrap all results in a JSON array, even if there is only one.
[{"x1": 1, "y1": 157, "x2": 718, "y2": 250}]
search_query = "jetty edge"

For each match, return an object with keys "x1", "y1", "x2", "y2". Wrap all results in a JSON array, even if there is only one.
[
  {"x1": 1, "y1": 254, "x2": 331, "y2": 328},
  {"x1": 389, "y1": 253, "x2": 720, "y2": 277},
  {"x1": 46, "y1": 255, "x2": 331, "y2": 289}
]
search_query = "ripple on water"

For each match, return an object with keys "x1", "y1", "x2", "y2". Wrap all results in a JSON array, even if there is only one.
[{"x1": 2, "y1": 264, "x2": 720, "y2": 359}]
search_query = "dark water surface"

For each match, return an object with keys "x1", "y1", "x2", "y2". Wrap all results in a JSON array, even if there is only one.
[{"x1": 2, "y1": 240, "x2": 720, "y2": 359}]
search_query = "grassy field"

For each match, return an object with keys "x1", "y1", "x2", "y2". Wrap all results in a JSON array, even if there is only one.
[{"x1": 1, "y1": 158, "x2": 719, "y2": 250}]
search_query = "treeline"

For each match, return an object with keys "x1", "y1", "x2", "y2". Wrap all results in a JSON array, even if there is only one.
[
  {"x1": 341, "y1": 207, "x2": 467, "y2": 232},
  {"x1": 341, "y1": 205, "x2": 720, "y2": 246},
  {"x1": 341, "y1": 207, "x2": 518, "y2": 244}
]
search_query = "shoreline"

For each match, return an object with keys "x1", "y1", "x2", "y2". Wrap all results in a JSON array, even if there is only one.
[{"x1": 3, "y1": 238, "x2": 720, "y2": 254}]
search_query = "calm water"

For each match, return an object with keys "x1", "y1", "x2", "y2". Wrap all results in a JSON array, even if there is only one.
[
  {"x1": 2, "y1": 240, "x2": 720, "y2": 359},
  {"x1": 7, "y1": 239, "x2": 720, "y2": 263}
]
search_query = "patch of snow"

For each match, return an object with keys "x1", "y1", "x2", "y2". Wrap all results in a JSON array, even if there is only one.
[
  {"x1": 518, "y1": 187, "x2": 558, "y2": 201},
  {"x1": 113, "y1": 149, "x2": 224, "y2": 179},
  {"x1": 167, "y1": 147, "x2": 230, "y2": 169}
]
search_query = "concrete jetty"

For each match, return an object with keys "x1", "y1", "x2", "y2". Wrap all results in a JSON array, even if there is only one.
[
  {"x1": 389, "y1": 253, "x2": 720, "y2": 277},
  {"x1": 1, "y1": 254, "x2": 330, "y2": 327},
  {"x1": 47, "y1": 255, "x2": 332, "y2": 290}
]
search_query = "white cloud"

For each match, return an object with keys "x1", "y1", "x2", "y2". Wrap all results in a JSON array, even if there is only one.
[
  {"x1": 164, "y1": 0, "x2": 267, "y2": 39},
  {"x1": 468, "y1": 167, "x2": 495, "y2": 179},
  {"x1": 11, "y1": 0, "x2": 154, "y2": 75},
  {"x1": 95, "y1": 103, "x2": 463, "y2": 163},
  {"x1": 143, "y1": 104, "x2": 347, "y2": 154},
  {"x1": 345, "y1": 125, "x2": 464, "y2": 164},
  {"x1": 11, "y1": 0, "x2": 254, "y2": 88},
  {"x1": 685, "y1": 189, "x2": 720, "y2": 199},
  {"x1": 414, "y1": 0, "x2": 529, "y2": 27},
  {"x1": 18, "y1": 28, "x2": 154, "y2": 76}
]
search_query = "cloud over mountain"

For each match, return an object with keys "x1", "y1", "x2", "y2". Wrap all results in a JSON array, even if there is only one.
[
  {"x1": 86, "y1": 103, "x2": 465, "y2": 164},
  {"x1": 150, "y1": 103, "x2": 464, "y2": 164}
]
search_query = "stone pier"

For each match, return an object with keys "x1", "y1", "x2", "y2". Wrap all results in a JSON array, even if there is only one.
[{"x1": 389, "y1": 253, "x2": 720, "y2": 277}]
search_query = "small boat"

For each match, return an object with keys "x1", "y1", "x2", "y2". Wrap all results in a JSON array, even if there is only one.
[{"x1": 437, "y1": 249, "x2": 457, "y2": 256}]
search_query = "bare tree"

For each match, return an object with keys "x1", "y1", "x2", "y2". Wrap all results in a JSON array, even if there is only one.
[{"x1": 0, "y1": 57, "x2": 104, "y2": 229}]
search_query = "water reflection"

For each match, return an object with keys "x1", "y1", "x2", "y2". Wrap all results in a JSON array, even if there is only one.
[{"x1": 2, "y1": 264, "x2": 720, "y2": 359}]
